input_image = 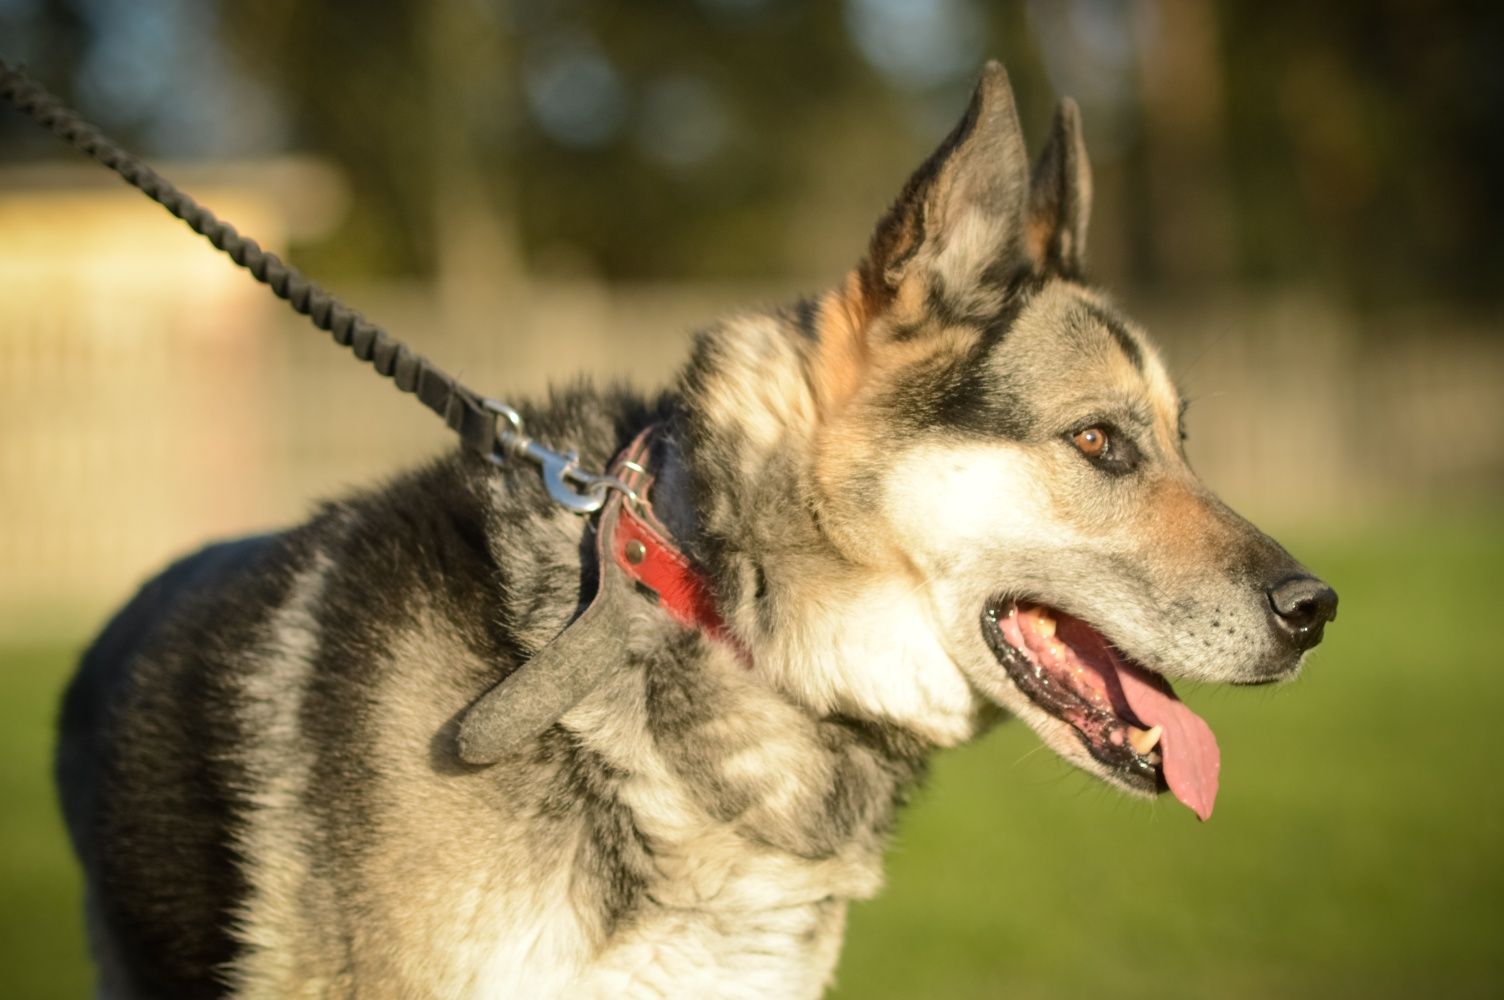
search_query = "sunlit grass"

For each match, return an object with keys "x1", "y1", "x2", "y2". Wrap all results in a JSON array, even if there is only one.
[
  {"x1": 0, "y1": 642, "x2": 91, "y2": 1000},
  {"x1": 832, "y1": 513, "x2": 1504, "y2": 998},
  {"x1": 1, "y1": 513, "x2": 1499, "y2": 998}
]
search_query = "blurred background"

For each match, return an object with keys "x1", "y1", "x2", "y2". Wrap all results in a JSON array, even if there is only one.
[{"x1": 1, "y1": 1, "x2": 1499, "y2": 996}]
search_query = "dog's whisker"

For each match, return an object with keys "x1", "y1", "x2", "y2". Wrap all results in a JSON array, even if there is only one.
[{"x1": 1010, "y1": 741, "x2": 1053, "y2": 769}]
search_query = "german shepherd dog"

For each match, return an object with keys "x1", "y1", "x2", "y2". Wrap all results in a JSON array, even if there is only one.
[{"x1": 57, "y1": 63, "x2": 1336, "y2": 998}]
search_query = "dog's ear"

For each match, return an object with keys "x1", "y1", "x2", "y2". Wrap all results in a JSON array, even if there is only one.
[
  {"x1": 858, "y1": 61, "x2": 1032, "y2": 324},
  {"x1": 1027, "y1": 98, "x2": 1092, "y2": 279}
]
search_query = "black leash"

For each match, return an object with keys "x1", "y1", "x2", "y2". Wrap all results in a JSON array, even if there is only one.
[
  {"x1": 2, "y1": 59, "x2": 663, "y2": 755},
  {"x1": 0, "y1": 59, "x2": 499, "y2": 459}
]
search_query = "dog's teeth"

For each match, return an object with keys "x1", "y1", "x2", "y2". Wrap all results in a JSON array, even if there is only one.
[
  {"x1": 1033, "y1": 614, "x2": 1057, "y2": 638},
  {"x1": 1127, "y1": 724, "x2": 1164, "y2": 755}
]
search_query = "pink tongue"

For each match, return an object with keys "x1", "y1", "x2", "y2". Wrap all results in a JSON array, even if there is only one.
[{"x1": 1114, "y1": 661, "x2": 1221, "y2": 821}]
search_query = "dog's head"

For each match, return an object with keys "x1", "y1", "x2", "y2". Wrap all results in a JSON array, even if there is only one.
[{"x1": 680, "y1": 63, "x2": 1335, "y2": 819}]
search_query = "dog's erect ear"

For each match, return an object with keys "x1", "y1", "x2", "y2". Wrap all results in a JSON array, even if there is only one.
[
  {"x1": 1027, "y1": 98, "x2": 1092, "y2": 279},
  {"x1": 859, "y1": 61, "x2": 1032, "y2": 322}
]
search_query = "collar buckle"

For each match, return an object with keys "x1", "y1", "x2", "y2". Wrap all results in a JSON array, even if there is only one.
[{"x1": 482, "y1": 399, "x2": 637, "y2": 514}]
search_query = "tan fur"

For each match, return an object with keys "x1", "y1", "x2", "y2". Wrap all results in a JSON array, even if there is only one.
[
  {"x1": 61, "y1": 62, "x2": 1330, "y2": 1000},
  {"x1": 808, "y1": 275, "x2": 870, "y2": 418},
  {"x1": 1025, "y1": 214, "x2": 1054, "y2": 267}
]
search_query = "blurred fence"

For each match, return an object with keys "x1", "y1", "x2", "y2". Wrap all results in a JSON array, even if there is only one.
[{"x1": 1, "y1": 162, "x2": 1500, "y2": 636}]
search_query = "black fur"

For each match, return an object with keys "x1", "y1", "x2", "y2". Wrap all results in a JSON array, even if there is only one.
[
  {"x1": 1076, "y1": 298, "x2": 1144, "y2": 373},
  {"x1": 56, "y1": 364, "x2": 941, "y2": 993},
  {"x1": 58, "y1": 536, "x2": 278, "y2": 997},
  {"x1": 882, "y1": 289, "x2": 1041, "y2": 440},
  {"x1": 57, "y1": 385, "x2": 666, "y2": 992},
  {"x1": 54, "y1": 62, "x2": 1259, "y2": 996}
]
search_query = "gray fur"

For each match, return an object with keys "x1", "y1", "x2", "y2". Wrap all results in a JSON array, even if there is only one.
[
  {"x1": 457, "y1": 500, "x2": 635, "y2": 764},
  {"x1": 56, "y1": 63, "x2": 1332, "y2": 998}
]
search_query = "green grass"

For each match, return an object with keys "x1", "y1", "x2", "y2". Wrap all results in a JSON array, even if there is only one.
[
  {"x1": 1, "y1": 642, "x2": 91, "y2": 999},
  {"x1": 2, "y1": 513, "x2": 1500, "y2": 998},
  {"x1": 831, "y1": 514, "x2": 1504, "y2": 999}
]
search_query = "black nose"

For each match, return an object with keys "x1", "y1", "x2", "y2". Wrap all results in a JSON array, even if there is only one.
[{"x1": 1266, "y1": 575, "x2": 1338, "y2": 650}]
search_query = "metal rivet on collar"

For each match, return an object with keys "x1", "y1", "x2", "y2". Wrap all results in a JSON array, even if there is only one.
[{"x1": 624, "y1": 540, "x2": 646, "y2": 564}]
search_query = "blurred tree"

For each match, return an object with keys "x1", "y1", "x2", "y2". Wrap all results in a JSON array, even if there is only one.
[
  {"x1": 0, "y1": 0, "x2": 89, "y2": 154},
  {"x1": 1218, "y1": 0, "x2": 1504, "y2": 307},
  {"x1": 4, "y1": 0, "x2": 1502, "y2": 313},
  {"x1": 1134, "y1": 0, "x2": 1236, "y2": 284},
  {"x1": 218, "y1": 0, "x2": 1032, "y2": 283},
  {"x1": 216, "y1": 0, "x2": 443, "y2": 276}
]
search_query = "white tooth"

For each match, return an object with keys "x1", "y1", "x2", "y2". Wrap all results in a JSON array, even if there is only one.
[
  {"x1": 1127, "y1": 724, "x2": 1164, "y2": 755},
  {"x1": 1033, "y1": 614, "x2": 1057, "y2": 639}
]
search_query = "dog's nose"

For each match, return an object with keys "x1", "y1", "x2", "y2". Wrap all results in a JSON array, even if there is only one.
[{"x1": 1266, "y1": 575, "x2": 1338, "y2": 651}]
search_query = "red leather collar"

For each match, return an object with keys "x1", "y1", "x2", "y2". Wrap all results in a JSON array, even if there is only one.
[
  {"x1": 607, "y1": 428, "x2": 739, "y2": 650},
  {"x1": 452, "y1": 424, "x2": 745, "y2": 766}
]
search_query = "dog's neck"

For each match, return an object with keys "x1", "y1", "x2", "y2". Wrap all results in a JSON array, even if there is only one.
[
  {"x1": 523, "y1": 306, "x2": 992, "y2": 973},
  {"x1": 541, "y1": 314, "x2": 939, "y2": 868},
  {"x1": 553, "y1": 609, "x2": 928, "y2": 993},
  {"x1": 668, "y1": 304, "x2": 990, "y2": 748}
]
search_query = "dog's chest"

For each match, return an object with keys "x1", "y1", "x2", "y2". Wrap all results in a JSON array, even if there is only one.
[
  {"x1": 459, "y1": 680, "x2": 890, "y2": 998},
  {"x1": 571, "y1": 892, "x2": 850, "y2": 999},
  {"x1": 453, "y1": 889, "x2": 848, "y2": 1000},
  {"x1": 452, "y1": 779, "x2": 875, "y2": 999}
]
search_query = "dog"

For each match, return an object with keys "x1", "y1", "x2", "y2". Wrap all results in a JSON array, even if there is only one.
[{"x1": 56, "y1": 62, "x2": 1337, "y2": 998}]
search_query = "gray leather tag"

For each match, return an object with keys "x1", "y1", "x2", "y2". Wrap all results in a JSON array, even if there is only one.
[{"x1": 456, "y1": 498, "x2": 633, "y2": 764}]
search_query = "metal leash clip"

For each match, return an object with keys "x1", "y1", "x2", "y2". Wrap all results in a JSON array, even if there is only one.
[{"x1": 482, "y1": 399, "x2": 636, "y2": 514}]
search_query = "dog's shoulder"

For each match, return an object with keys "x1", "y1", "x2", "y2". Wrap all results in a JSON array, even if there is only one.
[{"x1": 58, "y1": 380, "x2": 671, "y2": 996}]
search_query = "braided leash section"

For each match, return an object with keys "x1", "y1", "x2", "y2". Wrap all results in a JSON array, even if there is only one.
[{"x1": 0, "y1": 59, "x2": 496, "y2": 456}]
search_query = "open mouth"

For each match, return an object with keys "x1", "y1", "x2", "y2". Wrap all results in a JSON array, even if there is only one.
[{"x1": 982, "y1": 599, "x2": 1221, "y2": 821}]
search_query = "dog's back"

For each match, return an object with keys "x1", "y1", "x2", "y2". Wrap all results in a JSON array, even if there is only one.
[
  {"x1": 56, "y1": 384, "x2": 910, "y2": 999},
  {"x1": 54, "y1": 445, "x2": 547, "y2": 997},
  {"x1": 58, "y1": 534, "x2": 286, "y2": 997},
  {"x1": 55, "y1": 454, "x2": 540, "y2": 997},
  {"x1": 52, "y1": 62, "x2": 1336, "y2": 999}
]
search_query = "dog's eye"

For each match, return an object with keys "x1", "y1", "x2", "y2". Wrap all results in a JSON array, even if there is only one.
[
  {"x1": 1072, "y1": 426, "x2": 1109, "y2": 459},
  {"x1": 1068, "y1": 424, "x2": 1141, "y2": 474}
]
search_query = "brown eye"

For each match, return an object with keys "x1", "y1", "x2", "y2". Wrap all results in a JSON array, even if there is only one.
[{"x1": 1072, "y1": 426, "x2": 1109, "y2": 459}]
